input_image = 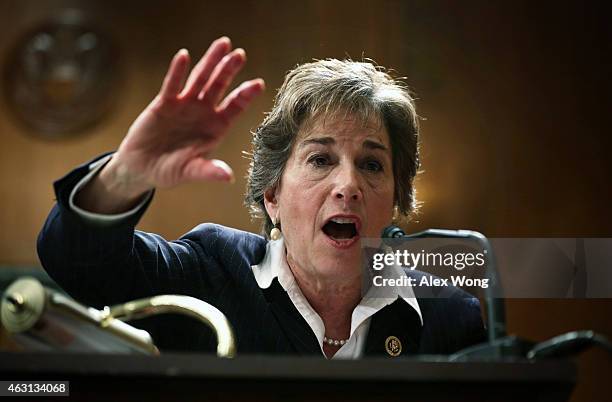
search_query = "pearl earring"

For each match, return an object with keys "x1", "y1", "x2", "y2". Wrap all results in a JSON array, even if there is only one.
[{"x1": 270, "y1": 216, "x2": 281, "y2": 240}]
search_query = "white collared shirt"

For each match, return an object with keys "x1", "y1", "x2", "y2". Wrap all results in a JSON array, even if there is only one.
[{"x1": 252, "y1": 236, "x2": 422, "y2": 359}]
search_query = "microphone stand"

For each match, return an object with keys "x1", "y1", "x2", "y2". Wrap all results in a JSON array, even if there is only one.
[
  {"x1": 384, "y1": 226, "x2": 612, "y2": 361},
  {"x1": 383, "y1": 226, "x2": 533, "y2": 359}
]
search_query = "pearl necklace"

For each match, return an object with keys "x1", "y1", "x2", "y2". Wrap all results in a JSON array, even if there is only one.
[{"x1": 324, "y1": 336, "x2": 349, "y2": 347}]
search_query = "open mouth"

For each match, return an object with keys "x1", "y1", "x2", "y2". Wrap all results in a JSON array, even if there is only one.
[{"x1": 322, "y1": 217, "x2": 360, "y2": 241}]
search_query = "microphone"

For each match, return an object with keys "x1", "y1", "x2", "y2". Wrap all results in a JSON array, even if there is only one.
[
  {"x1": 382, "y1": 226, "x2": 612, "y2": 362},
  {"x1": 382, "y1": 225, "x2": 510, "y2": 357},
  {"x1": 527, "y1": 330, "x2": 612, "y2": 359}
]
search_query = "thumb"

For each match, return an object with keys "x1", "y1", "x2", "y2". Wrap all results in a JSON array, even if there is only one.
[{"x1": 182, "y1": 158, "x2": 235, "y2": 183}]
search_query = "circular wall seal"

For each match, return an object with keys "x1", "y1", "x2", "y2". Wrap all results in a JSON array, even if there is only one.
[{"x1": 3, "y1": 10, "x2": 119, "y2": 139}]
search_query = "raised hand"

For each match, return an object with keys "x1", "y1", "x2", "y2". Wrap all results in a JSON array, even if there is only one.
[{"x1": 78, "y1": 37, "x2": 265, "y2": 212}]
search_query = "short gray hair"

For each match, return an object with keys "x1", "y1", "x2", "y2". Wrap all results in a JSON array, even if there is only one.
[{"x1": 245, "y1": 59, "x2": 420, "y2": 238}]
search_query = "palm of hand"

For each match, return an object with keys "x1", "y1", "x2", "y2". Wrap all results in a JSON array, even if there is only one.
[{"x1": 114, "y1": 37, "x2": 264, "y2": 190}]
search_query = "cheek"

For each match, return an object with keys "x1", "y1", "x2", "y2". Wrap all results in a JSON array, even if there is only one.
[
  {"x1": 372, "y1": 194, "x2": 394, "y2": 220},
  {"x1": 278, "y1": 177, "x2": 325, "y2": 231},
  {"x1": 366, "y1": 180, "x2": 395, "y2": 229}
]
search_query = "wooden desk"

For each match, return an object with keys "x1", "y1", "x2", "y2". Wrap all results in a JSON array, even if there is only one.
[{"x1": 0, "y1": 352, "x2": 576, "y2": 401}]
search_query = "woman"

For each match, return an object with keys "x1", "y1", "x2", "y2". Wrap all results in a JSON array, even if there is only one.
[{"x1": 38, "y1": 37, "x2": 485, "y2": 358}]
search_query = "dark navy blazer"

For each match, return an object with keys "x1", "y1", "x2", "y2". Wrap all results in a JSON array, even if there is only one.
[{"x1": 37, "y1": 155, "x2": 486, "y2": 357}]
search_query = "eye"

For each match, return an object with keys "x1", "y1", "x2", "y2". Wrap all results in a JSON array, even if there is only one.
[
  {"x1": 362, "y1": 159, "x2": 383, "y2": 172},
  {"x1": 308, "y1": 153, "x2": 331, "y2": 167}
]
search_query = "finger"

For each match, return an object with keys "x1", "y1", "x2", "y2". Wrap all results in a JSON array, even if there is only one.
[
  {"x1": 159, "y1": 49, "x2": 191, "y2": 100},
  {"x1": 217, "y1": 79, "x2": 265, "y2": 123},
  {"x1": 181, "y1": 37, "x2": 232, "y2": 99},
  {"x1": 182, "y1": 158, "x2": 235, "y2": 183},
  {"x1": 199, "y1": 48, "x2": 246, "y2": 106}
]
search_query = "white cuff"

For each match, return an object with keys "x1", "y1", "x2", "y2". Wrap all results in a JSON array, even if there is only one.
[{"x1": 68, "y1": 154, "x2": 153, "y2": 226}]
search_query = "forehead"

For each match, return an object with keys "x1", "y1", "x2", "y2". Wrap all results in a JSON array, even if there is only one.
[{"x1": 297, "y1": 112, "x2": 390, "y2": 147}]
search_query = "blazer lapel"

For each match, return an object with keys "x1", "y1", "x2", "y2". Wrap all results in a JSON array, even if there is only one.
[
  {"x1": 245, "y1": 240, "x2": 319, "y2": 356},
  {"x1": 363, "y1": 299, "x2": 422, "y2": 358},
  {"x1": 261, "y1": 279, "x2": 321, "y2": 355}
]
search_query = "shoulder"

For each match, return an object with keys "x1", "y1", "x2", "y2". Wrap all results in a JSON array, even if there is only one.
[
  {"x1": 182, "y1": 223, "x2": 265, "y2": 245},
  {"x1": 404, "y1": 268, "x2": 485, "y2": 343},
  {"x1": 403, "y1": 268, "x2": 478, "y2": 301},
  {"x1": 180, "y1": 223, "x2": 268, "y2": 266}
]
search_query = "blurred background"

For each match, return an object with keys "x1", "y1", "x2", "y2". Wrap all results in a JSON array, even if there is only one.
[{"x1": 0, "y1": 0, "x2": 610, "y2": 400}]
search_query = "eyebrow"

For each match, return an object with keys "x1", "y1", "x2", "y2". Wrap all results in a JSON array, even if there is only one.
[{"x1": 299, "y1": 137, "x2": 389, "y2": 152}]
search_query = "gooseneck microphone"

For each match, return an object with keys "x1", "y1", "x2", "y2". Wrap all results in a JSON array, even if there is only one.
[
  {"x1": 382, "y1": 225, "x2": 612, "y2": 360},
  {"x1": 382, "y1": 225, "x2": 506, "y2": 343},
  {"x1": 527, "y1": 330, "x2": 612, "y2": 359}
]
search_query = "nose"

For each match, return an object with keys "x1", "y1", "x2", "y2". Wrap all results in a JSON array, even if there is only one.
[{"x1": 332, "y1": 163, "x2": 362, "y2": 202}]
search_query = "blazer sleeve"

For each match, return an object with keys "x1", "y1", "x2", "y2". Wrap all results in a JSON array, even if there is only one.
[{"x1": 36, "y1": 154, "x2": 231, "y2": 309}]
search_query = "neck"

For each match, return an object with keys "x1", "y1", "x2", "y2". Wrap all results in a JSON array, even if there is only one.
[{"x1": 288, "y1": 260, "x2": 362, "y2": 341}]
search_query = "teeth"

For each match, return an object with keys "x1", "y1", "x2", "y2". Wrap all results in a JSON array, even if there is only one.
[{"x1": 330, "y1": 217, "x2": 356, "y2": 224}]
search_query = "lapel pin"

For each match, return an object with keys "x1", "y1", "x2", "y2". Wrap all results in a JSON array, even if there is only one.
[{"x1": 385, "y1": 335, "x2": 402, "y2": 357}]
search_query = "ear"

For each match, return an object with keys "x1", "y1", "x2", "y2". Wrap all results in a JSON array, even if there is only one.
[{"x1": 263, "y1": 186, "x2": 279, "y2": 222}]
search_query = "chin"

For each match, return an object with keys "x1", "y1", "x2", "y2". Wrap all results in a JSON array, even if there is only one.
[{"x1": 318, "y1": 252, "x2": 362, "y2": 272}]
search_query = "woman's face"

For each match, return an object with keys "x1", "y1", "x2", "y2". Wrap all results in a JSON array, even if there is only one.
[{"x1": 265, "y1": 113, "x2": 395, "y2": 282}]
